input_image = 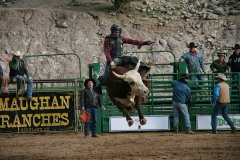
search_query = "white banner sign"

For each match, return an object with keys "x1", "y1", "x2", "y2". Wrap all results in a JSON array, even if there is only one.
[
  {"x1": 196, "y1": 115, "x2": 240, "y2": 130},
  {"x1": 109, "y1": 115, "x2": 169, "y2": 132}
]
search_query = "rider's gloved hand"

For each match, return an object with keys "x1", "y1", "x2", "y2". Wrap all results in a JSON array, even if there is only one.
[
  {"x1": 143, "y1": 41, "x2": 155, "y2": 45},
  {"x1": 110, "y1": 61, "x2": 116, "y2": 68}
]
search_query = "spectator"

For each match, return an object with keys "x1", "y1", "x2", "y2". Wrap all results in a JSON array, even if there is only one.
[
  {"x1": 179, "y1": 42, "x2": 206, "y2": 86},
  {"x1": 94, "y1": 23, "x2": 154, "y2": 94},
  {"x1": 172, "y1": 73, "x2": 195, "y2": 134},
  {"x1": 227, "y1": 44, "x2": 240, "y2": 91},
  {"x1": 211, "y1": 73, "x2": 236, "y2": 134},
  {"x1": 80, "y1": 78, "x2": 105, "y2": 138},
  {"x1": 9, "y1": 51, "x2": 33, "y2": 100},
  {"x1": 0, "y1": 64, "x2": 9, "y2": 93},
  {"x1": 210, "y1": 51, "x2": 229, "y2": 73}
]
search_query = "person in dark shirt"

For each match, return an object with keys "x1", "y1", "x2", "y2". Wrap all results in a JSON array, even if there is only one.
[
  {"x1": 172, "y1": 73, "x2": 194, "y2": 134},
  {"x1": 210, "y1": 51, "x2": 229, "y2": 73},
  {"x1": 227, "y1": 44, "x2": 240, "y2": 94},
  {"x1": 80, "y1": 78, "x2": 105, "y2": 138},
  {"x1": 9, "y1": 51, "x2": 33, "y2": 100},
  {"x1": 228, "y1": 44, "x2": 240, "y2": 73}
]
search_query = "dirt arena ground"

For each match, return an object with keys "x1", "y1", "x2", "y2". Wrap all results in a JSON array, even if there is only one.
[{"x1": 0, "y1": 131, "x2": 240, "y2": 160}]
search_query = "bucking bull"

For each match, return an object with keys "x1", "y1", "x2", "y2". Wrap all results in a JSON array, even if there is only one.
[{"x1": 106, "y1": 57, "x2": 151, "y2": 127}]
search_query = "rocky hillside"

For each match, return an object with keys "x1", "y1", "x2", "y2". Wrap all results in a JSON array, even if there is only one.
[{"x1": 0, "y1": 0, "x2": 240, "y2": 79}]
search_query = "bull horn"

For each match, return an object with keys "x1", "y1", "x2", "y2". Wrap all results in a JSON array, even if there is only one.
[
  {"x1": 134, "y1": 60, "x2": 140, "y2": 71},
  {"x1": 112, "y1": 71, "x2": 127, "y2": 80}
]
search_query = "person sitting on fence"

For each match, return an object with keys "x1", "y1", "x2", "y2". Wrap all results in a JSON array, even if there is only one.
[
  {"x1": 9, "y1": 51, "x2": 33, "y2": 100},
  {"x1": 210, "y1": 51, "x2": 229, "y2": 73},
  {"x1": 0, "y1": 63, "x2": 9, "y2": 93},
  {"x1": 211, "y1": 73, "x2": 236, "y2": 134},
  {"x1": 172, "y1": 73, "x2": 195, "y2": 134}
]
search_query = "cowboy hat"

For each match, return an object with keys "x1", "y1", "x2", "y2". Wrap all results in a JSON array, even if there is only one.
[
  {"x1": 215, "y1": 73, "x2": 227, "y2": 80},
  {"x1": 187, "y1": 42, "x2": 198, "y2": 48},
  {"x1": 232, "y1": 44, "x2": 240, "y2": 50},
  {"x1": 217, "y1": 51, "x2": 227, "y2": 57},
  {"x1": 180, "y1": 73, "x2": 189, "y2": 79},
  {"x1": 12, "y1": 51, "x2": 21, "y2": 56},
  {"x1": 84, "y1": 78, "x2": 96, "y2": 88}
]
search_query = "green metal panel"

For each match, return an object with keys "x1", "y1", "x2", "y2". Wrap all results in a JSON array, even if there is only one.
[
  {"x1": 88, "y1": 63, "x2": 100, "y2": 82},
  {"x1": 178, "y1": 61, "x2": 187, "y2": 75}
]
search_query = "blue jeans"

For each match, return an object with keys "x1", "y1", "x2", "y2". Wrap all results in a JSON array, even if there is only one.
[
  {"x1": 173, "y1": 102, "x2": 191, "y2": 129},
  {"x1": 232, "y1": 73, "x2": 239, "y2": 82},
  {"x1": 211, "y1": 101, "x2": 234, "y2": 132},
  {"x1": 84, "y1": 107, "x2": 98, "y2": 136},
  {"x1": 232, "y1": 73, "x2": 239, "y2": 94},
  {"x1": 14, "y1": 76, "x2": 33, "y2": 98},
  {"x1": 0, "y1": 64, "x2": 3, "y2": 76},
  {"x1": 100, "y1": 58, "x2": 122, "y2": 84},
  {"x1": 190, "y1": 72, "x2": 205, "y2": 86}
]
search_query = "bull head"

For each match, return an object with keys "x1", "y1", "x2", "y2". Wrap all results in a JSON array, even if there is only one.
[{"x1": 112, "y1": 60, "x2": 149, "y2": 96}]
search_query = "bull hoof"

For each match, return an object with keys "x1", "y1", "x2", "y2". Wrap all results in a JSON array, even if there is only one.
[
  {"x1": 128, "y1": 120, "x2": 134, "y2": 127},
  {"x1": 140, "y1": 118, "x2": 147, "y2": 125}
]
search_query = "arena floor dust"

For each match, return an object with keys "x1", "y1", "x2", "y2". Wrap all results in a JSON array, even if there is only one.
[{"x1": 0, "y1": 131, "x2": 240, "y2": 160}]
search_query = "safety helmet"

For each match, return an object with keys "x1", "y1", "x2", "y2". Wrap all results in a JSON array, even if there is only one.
[{"x1": 110, "y1": 24, "x2": 122, "y2": 34}]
